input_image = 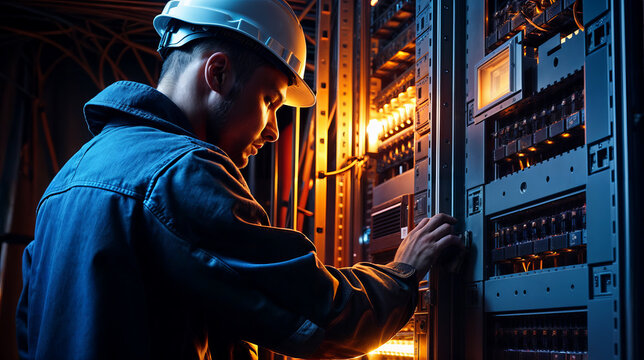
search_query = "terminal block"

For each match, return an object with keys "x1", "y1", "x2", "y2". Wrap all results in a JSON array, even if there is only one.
[
  {"x1": 489, "y1": 311, "x2": 588, "y2": 359},
  {"x1": 491, "y1": 85, "x2": 585, "y2": 179},
  {"x1": 377, "y1": 130, "x2": 415, "y2": 183},
  {"x1": 490, "y1": 195, "x2": 586, "y2": 277}
]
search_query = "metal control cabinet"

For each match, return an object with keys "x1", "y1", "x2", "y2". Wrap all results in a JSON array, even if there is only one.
[
  {"x1": 313, "y1": 0, "x2": 640, "y2": 359},
  {"x1": 451, "y1": 1, "x2": 637, "y2": 360}
]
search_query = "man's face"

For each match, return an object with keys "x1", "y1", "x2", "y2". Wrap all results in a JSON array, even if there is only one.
[{"x1": 209, "y1": 65, "x2": 288, "y2": 168}]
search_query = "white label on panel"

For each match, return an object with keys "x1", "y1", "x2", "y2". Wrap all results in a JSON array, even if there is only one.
[
  {"x1": 416, "y1": 53, "x2": 429, "y2": 81},
  {"x1": 416, "y1": 98, "x2": 430, "y2": 130},
  {"x1": 416, "y1": 30, "x2": 430, "y2": 58},
  {"x1": 416, "y1": 75, "x2": 430, "y2": 106},
  {"x1": 416, "y1": 8, "x2": 431, "y2": 37}
]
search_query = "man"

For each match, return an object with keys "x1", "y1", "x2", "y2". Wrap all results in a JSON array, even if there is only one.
[{"x1": 16, "y1": 0, "x2": 462, "y2": 359}]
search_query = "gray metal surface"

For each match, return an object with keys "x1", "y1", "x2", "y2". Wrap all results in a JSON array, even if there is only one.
[
  {"x1": 585, "y1": 45, "x2": 612, "y2": 144},
  {"x1": 537, "y1": 30, "x2": 585, "y2": 91},
  {"x1": 485, "y1": 265, "x2": 589, "y2": 312},
  {"x1": 587, "y1": 165, "x2": 614, "y2": 264},
  {"x1": 464, "y1": 120, "x2": 485, "y2": 190},
  {"x1": 373, "y1": 169, "x2": 414, "y2": 206},
  {"x1": 588, "y1": 298, "x2": 615, "y2": 359},
  {"x1": 584, "y1": 0, "x2": 609, "y2": 24},
  {"x1": 485, "y1": 146, "x2": 587, "y2": 215}
]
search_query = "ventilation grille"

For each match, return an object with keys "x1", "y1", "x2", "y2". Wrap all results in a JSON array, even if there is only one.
[{"x1": 372, "y1": 204, "x2": 402, "y2": 240}]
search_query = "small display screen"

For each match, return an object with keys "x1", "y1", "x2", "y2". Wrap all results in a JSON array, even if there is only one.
[{"x1": 477, "y1": 47, "x2": 511, "y2": 110}]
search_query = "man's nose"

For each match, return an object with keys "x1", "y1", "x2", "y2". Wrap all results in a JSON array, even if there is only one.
[{"x1": 262, "y1": 113, "x2": 279, "y2": 142}]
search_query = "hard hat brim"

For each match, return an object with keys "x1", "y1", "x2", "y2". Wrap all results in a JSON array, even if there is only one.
[{"x1": 285, "y1": 74, "x2": 316, "y2": 107}]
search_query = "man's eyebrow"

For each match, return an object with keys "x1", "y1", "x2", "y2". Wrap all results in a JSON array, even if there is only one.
[{"x1": 274, "y1": 89, "x2": 285, "y2": 104}]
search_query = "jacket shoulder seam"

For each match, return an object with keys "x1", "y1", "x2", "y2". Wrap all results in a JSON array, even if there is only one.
[{"x1": 36, "y1": 182, "x2": 143, "y2": 214}]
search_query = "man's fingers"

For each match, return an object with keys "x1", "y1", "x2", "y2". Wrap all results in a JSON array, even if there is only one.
[
  {"x1": 434, "y1": 234, "x2": 464, "y2": 253},
  {"x1": 422, "y1": 223, "x2": 453, "y2": 244},
  {"x1": 410, "y1": 217, "x2": 431, "y2": 234},
  {"x1": 423, "y1": 213, "x2": 457, "y2": 233}
]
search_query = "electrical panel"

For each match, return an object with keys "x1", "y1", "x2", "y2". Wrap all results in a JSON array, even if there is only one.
[
  {"x1": 459, "y1": 0, "x2": 623, "y2": 359},
  {"x1": 363, "y1": 0, "x2": 632, "y2": 359}
]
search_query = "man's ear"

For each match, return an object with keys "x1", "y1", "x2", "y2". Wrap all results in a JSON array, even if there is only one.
[{"x1": 204, "y1": 52, "x2": 232, "y2": 95}]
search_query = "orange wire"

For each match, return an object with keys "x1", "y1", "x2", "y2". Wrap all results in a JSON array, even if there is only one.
[
  {"x1": 521, "y1": 10, "x2": 548, "y2": 32},
  {"x1": 573, "y1": 0, "x2": 585, "y2": 31}
]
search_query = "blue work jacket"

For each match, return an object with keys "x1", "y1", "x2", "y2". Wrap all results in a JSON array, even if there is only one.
[{"x1": 16, "y1": 81, "x2": 418, "y2": 360}]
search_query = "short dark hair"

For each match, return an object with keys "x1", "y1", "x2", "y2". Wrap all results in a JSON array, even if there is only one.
[
  {"x1": 160, "y1": 29, "x2": 272, "y2": 100},
  {"x1": 159, "y1": 28, "x2": 294, "y2": 100}
]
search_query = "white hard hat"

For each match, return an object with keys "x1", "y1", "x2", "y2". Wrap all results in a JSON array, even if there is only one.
[{"x1": 154, "y1": 0, "x2": 316, "y2": 107}]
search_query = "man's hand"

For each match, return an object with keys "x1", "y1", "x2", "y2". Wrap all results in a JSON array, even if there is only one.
[{"x1": 393, "y1": 213, "x2": 463, "y2": 281}]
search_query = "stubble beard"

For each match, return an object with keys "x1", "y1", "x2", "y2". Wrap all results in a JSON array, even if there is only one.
[
  {"x1": 205, "y1": 95, "x2": 250, "y2": 167},
  {"x1": 205, "y1": 95, "x2": 234, "y2": 146}
]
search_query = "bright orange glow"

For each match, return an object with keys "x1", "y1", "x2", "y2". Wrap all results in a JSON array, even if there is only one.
[
  {"x1": 478, "y1": 47, "x2": 511, "y2": 109},
  {"x1": 545, "y1": 140, "x2": 554, "y2": 145},
  {"x1": 528, "y1": 147, "x2": 537, "y2": 152},
  {"x1": 392, "y1": 111, "x2": 400, "y2": 125},
  {"x1": 368, "y1": 340, "x2": 414, "y2": 358},
  {"x1": 370, "y1": 0, "x2": 379, "y2": 6},
  {"x1": 395, "y1": 50, "x2": 410, "y2": 58},
  {"x1": 397, "y1": 107, "x2": 406, "y2": 123},
  {"x1": 561, "y1": 133, "x2": 571, "y2": 138},
  {"x1": 367, "y1": 119, "x2": 382, "y2": 152},
  {"x1": 373, "y1": 86, "x2": 417, "y2": 138},
  {"x1": 517, "y1": 152, "x2": 525, "y2": 157}
]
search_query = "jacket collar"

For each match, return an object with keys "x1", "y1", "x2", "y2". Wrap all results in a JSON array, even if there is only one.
[{"x1": 83, "y1": 81, "x2": 196, "y2": 137}]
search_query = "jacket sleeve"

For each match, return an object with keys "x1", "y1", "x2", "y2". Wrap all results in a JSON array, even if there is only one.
[{"x1": 143, "y1": 145, "x2": 418, "y2": 359}]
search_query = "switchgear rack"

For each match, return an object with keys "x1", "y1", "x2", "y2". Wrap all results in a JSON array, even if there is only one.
[{"x1": 310, "y1": 0, "x2": 641, "y2": 359}]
